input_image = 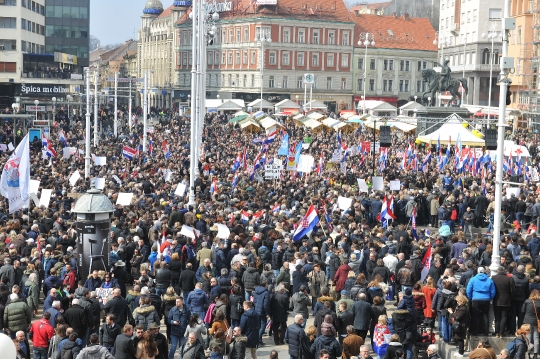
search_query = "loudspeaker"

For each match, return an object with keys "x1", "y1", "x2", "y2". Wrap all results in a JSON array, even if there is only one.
[
  {"x1": 380, "y1": 125, "x2": 391, "y2": 147},
  {"x1": 485, "y1": 129, "x2": 497, "y2": 150}
]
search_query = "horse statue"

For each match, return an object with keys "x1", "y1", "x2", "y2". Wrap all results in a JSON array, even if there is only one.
[{"x1": 421, "y1": 64, "x2": 468, "y2": 107}]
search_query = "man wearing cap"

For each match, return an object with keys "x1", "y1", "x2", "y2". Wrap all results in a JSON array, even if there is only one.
[{"x1": 149, "y1": 322, "x2": 168, "y2": 359}]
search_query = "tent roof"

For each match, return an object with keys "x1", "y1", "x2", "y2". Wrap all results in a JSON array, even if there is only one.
[
  {"x1": 303, "y1": 119, "x2": 322, "y2": 129},
  {"x1": 259, "y1": 117, "x2": 282, "y2": 129},
  {"x1": 357, "y1": 100, "x2": 397, "y2": 111},
  {"x1": 247, "y1": 98, "x2": 274, "y2": 109},
  {"x1": 307, "y1": 112, "x2": 325, "y2": 121},
  {"x1": 252, "y1": 110, "x2": 266, "y2": 120},
  {"x1": 274, "y1": 99, "x2": 301, "y2": 109},
  {"x1": 364, "y1": 119, "x2": 416, "y2": 132},
  {"x1": 304, "y1": 100, "x2": 328, "y2": 110},
  {"x1": 399, "y1": 101, "x2": 425, "y2": 110},
  {"x1": 239, "y1": 118, "x2": 261, "y2": 130},
  {"x1": 293, "y1": 113, "x2": 305, "y2": 121},
  {"x1": 417, "y1": 118, "x2": 485, "y2": 146},
  {"x1": 504, "y1": 140, "x2": 531, "y2": 157},
  {"x1": 229, "y1": 114, "x2": 248, "y2": 123},
  {"x1": 206, "y1": 99, "x2": 245, "y2": 108}
]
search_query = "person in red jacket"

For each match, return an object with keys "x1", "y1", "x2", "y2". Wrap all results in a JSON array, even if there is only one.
[
  {"x1": 29, "y1": 311, "x2": 55, "y2": 359},
  {"x1": 62, "y1": 263, "x2": 77, "y2": 293},
  {"x1": 334, "y1": 260, "x2": 352, "y2": 295}
]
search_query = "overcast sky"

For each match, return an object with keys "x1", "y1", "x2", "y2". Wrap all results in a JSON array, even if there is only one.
[{"x1": 90, "y1": 0, "x2": 147, "y2": 46}]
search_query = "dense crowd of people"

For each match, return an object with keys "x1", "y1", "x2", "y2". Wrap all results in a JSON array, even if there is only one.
[{"x1": 0, "y1": 104, "x2": 539, "y2": 359}]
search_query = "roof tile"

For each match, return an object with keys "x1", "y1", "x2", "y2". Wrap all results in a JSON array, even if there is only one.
[{"x1": 158, "y1": 5, "x2": 174, "y2": 18}]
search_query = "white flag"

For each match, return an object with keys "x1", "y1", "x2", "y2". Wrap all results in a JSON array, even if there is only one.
[{"x1": 0, "y1": 134, "x2": 31, "y2": 213}]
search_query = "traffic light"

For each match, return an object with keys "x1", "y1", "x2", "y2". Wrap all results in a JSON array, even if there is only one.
[{"x1": 506, "y1": 90, "x2": 512, "y2": 106}]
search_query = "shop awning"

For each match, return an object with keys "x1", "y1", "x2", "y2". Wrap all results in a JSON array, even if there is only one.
[
  {"x1": 229, "y1": 114, "x2": 248, "y2": 123},
  {"x1": 259, "y1": 117, "x2": 282, "y2": 129}
]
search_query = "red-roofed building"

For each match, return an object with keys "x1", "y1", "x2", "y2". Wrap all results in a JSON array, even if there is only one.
[
  {"x1": 350, "y1": 1, "x2": 396, "y2": 16},
  {"x1": 351, "y1": 13, "x2": 437, "y2": 108},
  {"x1": 173, "y1": 0, "x2": 356, "y2": 112}
]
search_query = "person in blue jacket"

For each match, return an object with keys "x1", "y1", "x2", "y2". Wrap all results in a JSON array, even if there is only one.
[
  {"x1": 167, "y1": 297, "x2": 191, "y2": 359},
  {"x1": 466, "y1": 267, "x2": 496, "y2": 336},
  {"x1": 186, "y1": 282, "x2": 209, "y2": 320},
  {"x1": 239, "y1": 301, "x2": 260, "y2": 358}
]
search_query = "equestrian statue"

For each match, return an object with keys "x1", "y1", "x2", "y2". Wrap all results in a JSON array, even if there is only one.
[{"x1": 421, "y1": 59, "x2": 468, "y2": 106}]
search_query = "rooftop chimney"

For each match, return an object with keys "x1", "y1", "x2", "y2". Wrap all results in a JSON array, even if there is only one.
[{"x1": 403, "y1": 13, "x2": 409, "y2": 20}]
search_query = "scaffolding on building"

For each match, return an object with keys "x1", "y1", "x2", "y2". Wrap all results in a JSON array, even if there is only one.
[{"x1": 516, "y1": 0, "x2": 540, "y2": 126}]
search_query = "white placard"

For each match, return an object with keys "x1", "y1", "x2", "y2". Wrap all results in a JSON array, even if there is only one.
[
  {"x1": 273, "y1": 158, "x2": 282, "y2": 166},
  {"x1": 29, "y1": 180, "x2": 40, "y2": 195},
  {"x1": 163, "y1": 169, "x2": 173, "y2": 182},
  {"x1": 265, "y1": 164, "x2": 283, "y2": 179},
  {"x1": 180, "y1": 225, "x2": 200, "y2": 239},
  {"x1": 506, "y1": 187, "x2": 521, "y2": 199},
  {"x1": 112, "y1": 175, "x2": 122, "y2": 185},
  {"x1": 390, "y1": 180, "x2": 401, "y2": 191},
  {"x1": 340, "y1": 162, "x2": 347, "y2": 174},
  {"x1": 372, "y1": 176, "x2": 384, "y2": 191},
  {"x1": 297, "y1": 155, "x2": 314, "y2": 173},
  {"x1": 69, "y1": 171, "x2": 81, "y2": 186},
  {"x1": 216, "y1": 223, "x2": 230, "y2": 239},
  {"x1": 302, "y1": 143, "x2": 310, "y2": 150},
  {"x1": 42, "y1": 150, "x2": 48, "y2": 159},
  {"x1": 8, "y1": 143, "x2": 14, "y2": 151},
  {"x1": 40, "y1": 189, "x2": 53, "y2": 208},
  {"x1": 331, "y1": 149, "x2": 342, "y2": 162},
  {"x1": 175, "y1": 183, "x2": 187, "y2": 196},
  {"x1": 93, "y1": 178, "x2": 105, "y2": 190},
  {"x1": 63, "y1": 147, "x2": 72, "y2": 159},
  {"x1": 116, "y1": 193, "x2": 134, "y2": 206},
  {"x1": 94, "y1": 156, "x2": 107, "y2": 166},
  {"x1": 29, "y1": 193, "x2": 40, "y2": 207},
  {"x1": 338, "y1": 196, "x2": 353, "y2": 211},
  {"x1": 357, "y1": 178, "x2": 369, "y2": 193},
  {"x1": 0, "y1": 144, "x2": 7, "y2": 152}
]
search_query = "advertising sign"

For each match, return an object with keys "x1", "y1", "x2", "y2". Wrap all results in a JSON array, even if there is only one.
[{"x1": 16, "y1": 84, "x2": 70, "y2": 97}]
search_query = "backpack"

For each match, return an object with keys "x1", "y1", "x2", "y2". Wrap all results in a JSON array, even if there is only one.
[
  {"x1": 23, "y1": 285, "x2": 30, "y2": 299},
  {"x1": 507, "y1": 339, "x2": 518, "y2": 359},
  {"x1": 182, "y1": 245, "x2": 196, "y2": 261},
  {"x1": 60, "y1": 346, "x2": 74, "y2": 359}
]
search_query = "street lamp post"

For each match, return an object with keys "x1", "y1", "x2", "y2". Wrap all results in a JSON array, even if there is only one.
[
  {"x1": 358, "y1": 32, "x2": 375, "y2": 114},
  {"x1": 433, "y1": 31, "x2": 452, "y2": 106},
  {"x1": 66, "y1": 95, "x2": 72, "y2": 126},
  {"x1": 482, "y1": 20, "x2": 502, "y2": 128},
  {"x1": 257, "y1": 28, "x2": 271, "y2": 112},
  {"x1": 51, "y1": 97, "x2": 56, "y2": 136},
  {"x1": 94, "y1": 71, "x2": 99, "y2": 147},
  {"x1": 85, "y1": 67, "x2": 91, "y2": 179}
]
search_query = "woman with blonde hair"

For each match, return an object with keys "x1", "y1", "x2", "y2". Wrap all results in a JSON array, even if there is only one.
[
  {"x1": 522, "y1": 290, "x2": 540, "y2": 357},
  {"x1": 162, "y1": 286, "x2": 177, "y2": 342},
  {"x1": 449, "y1": 295, "x2": 469, "y2": 356},
  {"x1": 300, "y1": 325, "x2": 317, "y2": 359},
  {"x1": 512, "y1": 325, "x2": 531, "y2": 359},
  {"x1": 373, "y1": 315, "x2": 391, "y2": 359},
  {"x1": 136, "y1": 331, "x2": 159, "y2": 359}
]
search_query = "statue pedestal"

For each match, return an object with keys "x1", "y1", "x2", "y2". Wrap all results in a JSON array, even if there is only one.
[{"x1": 415, "y1": 107, "x2": 473, "y2": 136}]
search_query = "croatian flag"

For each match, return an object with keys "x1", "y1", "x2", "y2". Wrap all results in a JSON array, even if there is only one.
[
  {"x1": 411, "y1": 206, "x2": 418, "y2": 241},
  {"x1": 210, "y1": 178, "x2": 218, "y2": 195},
  {"x1": 337, "y1": 131, "x2": 347, "y2": 150},
  {"x1": 272, "y1": 203, "x2": 280, "y2": 213},
  {"x1": 42, "y1": 136, "x2": 49, "y2": 148},
  {"x1": 232, "y1": 153, "x2": 242, "y2": 172},
  {"x1": 263, "y1": 130, "x2": 277, "y2": 145},
  {"x1": 324, "y1": 207, "x2": 334, "y2": 232},
  {"x1": 292, "y1": 204, "x2": 320, "y2": 241},
  {"x1": 45, "y1": 143, "x2": 57, "y2": 158},
  {"x1": 421, "y1": 152, "x2": 431, "y2": 173},
  {"x1": 149, "y1": 135, "x2": 153, "y2": 156},
  {"x1": 242, "y1": 147, "x2": 248, "y2": 170},
  {"x1": 252, "y1": 210, "x2": 266, "y2": 222},
  {"x1": 241, "y1": 210, "x2": 250, "y2": 223},
  {"x1": 122, "y1": 145, "x2": 137, "y2": 160},
  {"x1": 316, "y1": 152, "x2": 324, "y2": 176},
  {"x1": 231, "y1": 171, "x2": 239, "y2": 190},
  {"x1": 59, "y1": 130, "x2": 67, "y2": 145},
  {"x1": 420, "y1": 245, "x2": 432, "y2": 281},
  {"x1": 162, "y1": 140, "x2": 171, "y2": 159},
  {"x1": 377, "y1": 195, "x2": 396, "y2": 228}
]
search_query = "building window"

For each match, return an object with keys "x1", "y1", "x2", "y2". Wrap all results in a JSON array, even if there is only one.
[
  {"x1": 297, "y1": 76, "x2": 303, "y2": 88},
  {"x1": 21, "y1": 18, "x2": 26, "y2": 30},
  {"x1": 236, "y1": 29, "x2": 241, "y2": 43},
  {"x1": 21, "y1": 40, "x2": 26, "y2": 52},
  {"x1": 358, "y1": 58, "x2": 364, "y2": 70},
  {"x1": 282, "y1": 75, "x2": 288, "y2": 88},
  {"x1": 208, "y1": 52, "x2": 213, "y2": 65},
  {"x1": 269, "y1": 51, "x2": 276, "y2": 65},
  {"x1": 400, "y1": 60, "x2": 410, "y2": 71},
  {"x1": 251, "y1": 74, "x2": 255, "y2": 87},
  {"x1": 228, "y1": 74, "x2": 232, "y2": 86},
  {"x1": 357, "y1": 78, "x2": 363, "y2": 91},
  {"x1": 269, "y1": 75, "x2": 275, "y2": 88},
  {"x1": 369, "y1": 79, "x2": 375, "y2": 91},
  {"x1": 341, "y1": 77, "x2": 347, "y2": 90},
  {"x1": 297, "y1": 52, "x2": 304, "y2": 66},
  {"x1": 326, "y1": 77, "x2": 333, "y2": 90},
  {"x1": 221, "y1": 30, "x2": 226, "y2": 43},
  {"x1": 328, "y1": 32, "x2": 335, "y2": 45},
  {"x1": 0, "y1": 0, "x2": 17, "y2": 5},
  {"x1": 236, "y1": 74, "x2": 240, "y2": 86},
  {"x1": 0, "y1": 17, "x2": 16, "y2": 28},
  {"x1": 298, "y1": 30, "x2": 305, "y2": 43},
  {"x1": 370, "y1": 59, "x2": 376, "y2": 70},
  {"x1": 235, "y1": 51, "x2": 240, "y2": 64},
  {"x1": 243, "y1": 51, "x2": 247, "y2": 64},
  {"x1": 0, "y1": 40, "x2": 16, "y2": 50},
  {"x1": 215, "y1": 53, "x2": 219, "y2": 65},
  {"x1": 282, "y1": 52, "x2": 290, "y2": 65},
  {"x1": 182, "y1": 53, "x2": 188, "y2": 65},
  {"x1": 244, "y1": 28, "x2": 249, "y2": 42},
  {"x1": 489, "y1": 8, "x2": 502, "y2": 18},
  {"x1": 229, "y1": 29, "x2": 233, "y2": 42},
  {"x1": 221, "y1": 53, "x2": 226, "y2": 64},
  {"x1": 383, "y1": 80, "x2": 393, "y2": 91},
  {"x1": 400, "y1": 80, "x2": 410, "y2": 92},
  {"x1": 342, "y1": 32, "x2": 349, "y2": 46},
  {"x1": 251, "y1": 51, "x2": 256, "y2": 64},
  {"x1": 383, "y1": 59, "x2": 394, "y2": 70},
  {"x1": 417, "y1": 80, "x2": 422, "y2": 92},
  {"x1": 312, "y1": 53, "x2": 319, "y2": 66},
  {"x1": 243, "y1": 74, "x2": 247, "y2": 87},
  {"x1": 327, "y1": 54, "x2": 334, "y2": 67},
  {"x1": 341, "y1": 54, "x2": 348, "y2": 67},
  {"x1": 228, "y1": 52, "x2": 232, "y2": 64},
  {"x1": 518, "y1": 26, "x2": 522, "y2": 44},
  {"x1": 283, "y1": 29, "x2": 290, "y2": 43},
  {"x1": 313, "y1": 30, "x2": 319, "y2": 44},
  {"x1": 417, "y1": 60, "x2": 427, "y2": 71}
]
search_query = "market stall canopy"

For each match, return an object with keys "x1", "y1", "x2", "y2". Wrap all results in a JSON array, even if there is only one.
[
  {"x1": 356, "y1": 100, "x2": 397, "y2": 115},
  {"x1": 304, "y1": 100, "x2": 328, "y2": 110},
  {"x1": 306, "y1": 112, "x2": 325, "y2": 121},
  {"x1": 247, "y1": 98, "x2": 274, "y2": 109},
  {"x1": 229, "y1": 113, "x2": 248, "y2": 123},
  {"x1": 346, "y1": 115, "x2": 365, "y2": 124},
  {"x1": 238, "y1": 118, "x2": 260, "y2": 133},
  {"x1": 303, "y1": 119, "x2": 323, "y2": 130},
  {"x1": 206, "y1": 99, "x2": 245, "y2": 109},
  {"x1": 274, "y1": 99, "x2": 301, "y2": 110},
  {"x1": 363, "y1": 118, "x2": 416, "y2": 132},
  {"x1": 322, "y1": 118, "x2": 346, "y2": 131},
  {"x1": 399, "y1": 101, "x2": 425, "y2": 116},
  {"x1": 252, "y1": 110, "x2": 266, "y2": 120},
  {"x1": 259, "y1": 117, "x2": 283, "y2": 130},
  {"x1": 416, "y1": 118, "x2": 485, "y2": 146},
  {"x1": 504, "y1": 140, "x2": 531, "y2": 157}
]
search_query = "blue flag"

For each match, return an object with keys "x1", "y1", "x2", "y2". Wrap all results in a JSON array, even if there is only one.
[
  {"x1": 277, "y1": 133, "x2": 289, "y2": 156},
  {"x1": 294, "y1": 141, "x2": 303, "y2": 164}
]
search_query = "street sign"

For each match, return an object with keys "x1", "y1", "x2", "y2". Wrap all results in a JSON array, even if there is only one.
[
  {"x1": 26, "y1": 105, "x2": 46, "y2": 112},
  {"x1": 265, "y1": 164, "x2": 283, "y2": 179},
  {"x1": 304, "y1": 73, "x2": 315, "y2": 84},
  {"x1": 105, "y1": 78, "x2": 144, "y2": 82}
]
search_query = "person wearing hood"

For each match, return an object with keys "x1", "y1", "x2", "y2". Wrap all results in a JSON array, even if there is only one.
[
  {"x1": 512, "y1": 265, "x2": 530, "y2": 334},
  {"x1": 321, "y1": 313, "x2": 337, "y2": 337},
  {"x1": 397, "y1": 288, "x2": 416, "y2": 316},
  {"x1": 314, "y1": 300, "x2": 339, "y2": 337},
  {"x1": 392, "y1": 304, "x2": 417, "y2": 359},
  {"x1": 227, "y1": 327, "x2": 247, "y2": 359},
  {"x1": 239, "y1": 301, "x2": 260, "y2": 358},
  {"x1": 252, "y1": 279, "x2": 271, "y2": 346},
  {"x1": 185, "y1": 283, "x2": 209, "y2": 320},
  {"x1": 75, "y1": 333, "x2": 114, "y2": 359},
  {"x1": 242, "y1": 262, "x2": 260, "y2": 301},
  {"x1": 311, "y1": 330, "x2": 342, "y2": 359},
  {"x1": 132, "y1": 297, "x2": 160, "y2": 331},
  {"x1": 293, "y1": 264, "x2": 309, "y2": 294},
  {"x1": 466, "y1": 267, "x2": 496, "y2": 337},
  {"x1": 384, "y1": 334, "x2": 403, "y2": 359},
  {"x1": 58, "y1": 333, "x2": 82, "y2": 359}
]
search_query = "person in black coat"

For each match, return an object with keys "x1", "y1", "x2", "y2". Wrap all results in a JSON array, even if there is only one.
[
  {"x1": 63, "y1": 299, "x2": 91, "y2": 345},
  {"x1": 114, "y1": 326, "x2": 137, "y2": 359},
  {"x1": 512, "y1": 265, "x2": 531, "y2": 333},
  {"x1": 100, "y1": 288, "x2": 129, "y2": 328},
  {"x1": 270, "y1": 285, "x2": 289, "y2": 345},
  {"x1": 179, "y1": 264, "x2": 197, "y2": 299},
  {"x1": 99, "y1": 313, "x2": 121, "y2": 354},
  {"x1": 372, "y1": 260, "x2": 390, "y2": 284},
  {"x1": 314, "y1": 301, "x2": 339, "y2": 337},
  {"x1": 112, "y1": 261, "x2": 129, "y2": 298},
  {"x1": 351, "y1": 293, "x2": 374, "y2": 340},
  {"x1": 239, "y1": 301, "x2": 260, "y2": 356},
  {"x1": 337, "y1": 302, "x2": 354, "y2": 345},
  {"x1": 284, "y1": 315, "x2": 306, "y2": 359},
  {"x1": 450, "y1": 296, "x2": 469, "y2": 356}
]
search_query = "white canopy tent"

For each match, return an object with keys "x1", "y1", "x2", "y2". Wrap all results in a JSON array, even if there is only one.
[
  {"x1": 399, "y1": 101, "x2": 425, "y2": 117},
  {"x1": 416, "y1": 118, "x2": 485, "y2": 146},
  {"x1": 504, "y1": 140, "x2": 531, "y2": 157},
  {"x1": 356, "y1": 100, "x2": 397, "y2": 116},
  {"x1": 247, "y1": 99, "x2": 274, "y2": 110},
  {"x1": 363, "y1": 118, "x2": 417, "y2": 132},
  {"x1": 274, "y1": 99, "x2": 301, "y2": 113},
  {"x1": 206, "y1": 99, "x2": 245, "y2": 110},
  {"x1": 304, "y1": 100, "x2": 328, "y2": 110}
]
